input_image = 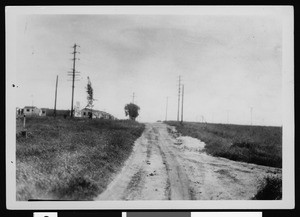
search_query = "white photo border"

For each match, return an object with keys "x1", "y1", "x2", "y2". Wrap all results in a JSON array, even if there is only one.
[{"x1": 5, "y1": 6, "x2": 294, "y2": 210}]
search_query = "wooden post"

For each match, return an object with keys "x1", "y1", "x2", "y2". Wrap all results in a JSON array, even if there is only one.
[
  {"x1": 22, "y1": 114, "x2": 27, "y2": 138},
  {"x1": 23, "y1": 114, "x2": 26, "y2": 128}
]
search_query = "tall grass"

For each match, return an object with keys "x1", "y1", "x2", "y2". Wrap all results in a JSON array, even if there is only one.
[
  {"x1": 16, "y1": 117, "x2": 145, "y2": 200},
  {"x1": 166, "y1": 121, "x2": 282, "y2": 168}
]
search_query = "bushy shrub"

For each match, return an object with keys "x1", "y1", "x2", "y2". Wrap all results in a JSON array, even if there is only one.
[{"x1": 253, "y1": 176, "x2": 282, "y2": 200}]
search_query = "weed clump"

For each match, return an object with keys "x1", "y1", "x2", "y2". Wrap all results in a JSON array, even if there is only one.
[
  {"x1": 53, "y1": 176, "x2": 99, "y2": 200},
  {"x1": 253, "y1": 176, "x2": 282, "y2": 200}
]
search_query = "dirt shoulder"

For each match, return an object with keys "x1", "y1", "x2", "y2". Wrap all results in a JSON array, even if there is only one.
[{"x1": 95, "y1": 123, "x2": 281, "y2": 200}]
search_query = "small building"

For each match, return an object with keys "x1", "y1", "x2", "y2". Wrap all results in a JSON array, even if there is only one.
[
  {"x1": 23, "y1": 106, "x2": 41, "y2": 116},
  {"x1": 39, "y1": 108, "x2": 47, "y2": 116},
  {"x1": 16, "y1": 107, "x2": 24, "y2": 116},
  {"x1": 81, "y1": 108, "x2": 117, "y2": 120},
  {"x1": 81, "y1": 108, "x2": 101, "y2": 119}
]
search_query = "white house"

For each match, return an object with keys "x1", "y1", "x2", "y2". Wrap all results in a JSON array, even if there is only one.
[
  {"x1": 81, "y1": 108, "x2": 116, "y2": 120},
  {"x1": 23, "y1": 106, "x2": 41, "y2": 116}
]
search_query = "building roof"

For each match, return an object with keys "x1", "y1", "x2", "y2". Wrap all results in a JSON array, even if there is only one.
[
  {"x1": 81, "y1": 108, "x2": 115, "y2": 118},
  {"x1": 24, "y1": 106, "x2": 38, "y2": 109},
  {"x1": 81, "y1": 108, "x2": 101, "y2": 113}
]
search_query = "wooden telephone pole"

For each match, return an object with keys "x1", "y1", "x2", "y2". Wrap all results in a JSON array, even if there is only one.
[
  {"x1": 181, "y1": 84, "x2": 184, "y2": 123},
  {"x1": 177, "y1": 75, "x2": 181, "y2": 121},
  {"x1": 68, "y1": 43, "x2": 80, "y2": 118}
]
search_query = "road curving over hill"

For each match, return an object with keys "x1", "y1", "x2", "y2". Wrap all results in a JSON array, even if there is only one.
[{"x1": 95, "y1": 123, "x2": 281, "y2": 200}]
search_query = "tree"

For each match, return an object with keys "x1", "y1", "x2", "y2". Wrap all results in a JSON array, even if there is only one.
[
  {"x1": 124, "y1": 103, "x2": 140, "y2": 121},
  {"x1": 86, "y1": 76, "x2": 94, "y2": 109},
  {"x1": 86, "y1": 76, "x2": 95, "y2": 118}
]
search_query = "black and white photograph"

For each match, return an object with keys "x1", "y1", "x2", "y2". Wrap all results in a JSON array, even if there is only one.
[{"x1": 5, "y1": 6, "x2": 294, "y2": 209}]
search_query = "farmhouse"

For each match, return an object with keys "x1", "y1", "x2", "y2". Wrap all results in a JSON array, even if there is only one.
[
  {"x1": 81, "y1": 108, "x2": 117, "y2": 120},
  {"x1": 23, "y1": 106, "x2": 41, "y2": 116}
]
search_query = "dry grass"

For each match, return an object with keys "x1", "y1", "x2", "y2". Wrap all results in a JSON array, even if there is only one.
[
  {"x1": 16, "y1": 116, "x2": 145, "y2": 200},
  {"x1": 166, "y1": 121, "x2": 282, "y2": 168}
]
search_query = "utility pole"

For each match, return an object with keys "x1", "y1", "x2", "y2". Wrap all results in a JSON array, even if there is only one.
[
  {"x1": 54, "y1": 75, "x2": 58, "y2": 117},
  {"x1": 68, "y1": 43, "x2": 80, "y2": 118},
  {"x1": 165, "y1": 97, "x2": 168, "y2": 121},
  {"x1": 181, "y1": 84, "x2": 184, "y2": 123},
  {"x1": 177, "y1": 75, "x2": 181, "y2": 122}
]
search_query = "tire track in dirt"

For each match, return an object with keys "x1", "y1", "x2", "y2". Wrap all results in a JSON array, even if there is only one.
[
  {"x1": 95, "y1": 123, "x2": 282, "y2": 200},
  {"x1": 95, "y1": 123, "x2": 192, "y2": 200},
  {"x1": 155, "y1": 144, "x2": 171, "y2": 199},
  {"x1": 122, "y1": 169, "x2": 145, "y2": 200}
]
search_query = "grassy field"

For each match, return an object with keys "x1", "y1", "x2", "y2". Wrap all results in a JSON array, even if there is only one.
[
  {"x1": 166, "y1": 121, "x2": 282, "y2": 168},
  {"x1": 16, "y1": 116, "x2": 145, "y2": 201}
]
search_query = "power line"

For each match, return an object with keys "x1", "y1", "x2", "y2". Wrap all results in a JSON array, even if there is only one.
[
  {"x1": 177, "y1": 75, "x2": 181, "y2": 122},
  {"x1": 68, "y1": 43, "x2": 80, "y2": 118}
]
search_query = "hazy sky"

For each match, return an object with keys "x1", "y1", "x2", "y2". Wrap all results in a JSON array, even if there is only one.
[{"x1": 15, "y1": 14, "x2": 282, "y2": 125}]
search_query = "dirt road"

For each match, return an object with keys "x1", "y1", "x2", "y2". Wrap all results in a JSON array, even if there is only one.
[{"x1": 95, "y1": 123, "x2": 281, "y2": 200}]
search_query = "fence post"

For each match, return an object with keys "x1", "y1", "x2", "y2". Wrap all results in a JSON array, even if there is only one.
[
  {"x1": 23, "y1": 114, "x2": 26, "y2": 128},
  {"x1": 22, "y1": 114, "x2": 27, "y2": 138}
]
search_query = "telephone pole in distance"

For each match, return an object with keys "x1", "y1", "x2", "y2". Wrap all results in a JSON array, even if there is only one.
[
  {"x1": 181, "y1": 84, "x2": 184, "y2": 123},
  {"x1": 68, "y1": 43, "x2": 80, "y2": 118},
  {"x1": 54, "y1": 75, "x2": 58, "y2": 117},
  {"x1": 177, "y1": 75, "x2": 181, "y2": 122}
]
